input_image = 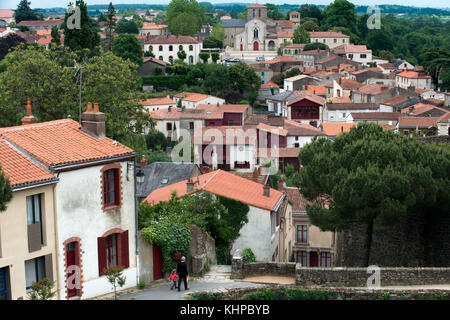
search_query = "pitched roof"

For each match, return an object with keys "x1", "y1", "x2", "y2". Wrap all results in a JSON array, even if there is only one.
[
  {"x1": 288, "y1": 92, "x2": 325, "y2": 106},
  {"x1": 382, "y1": 95, "x2": 410, "y2": 106},
  {"x1": 309, "y1": 31, "x2": 349, "y2": 38},
  {"x1": 327, "y1": 96, "x2": 352, "y2": 103},
  {"x1": 326, "y1": 103, "x2": 378, "y2": 110},
  {"x1": 144, "y1": 169, "x2": 284, "y2": 211},
  {"x1": 174, "y1": 92, "x2": 223, "y2": 102},
  {"x1": 257, "y1": 147, "x2": 301, "y2": 158},
  {"x1": 350, "y1": 112, "x2": 401, "y2": 120},
  {"x1": 396, "y1": 71, "x2": 431, "y2": 79},
  {"x1": 146, "y1": 34, "x2": 199, "y2": 44},
  {"x1": 283, "y1": 187, "x2": 309, "y2": 212},
  {"x1": 17, "y1": 19, "x2": 63, "y2": 26},
  {"x1": 320, "y1": 122, "x2": 356, "y2": 136},
  {"x1": 257, "y1": 123, "x2": 288, "y2": 136},
  {"x1": 140, "y1": 97, "x2": 175, "y2": 106},
  {"x1": 333, "y1": 44, "x2": 371, "y2": 54},
  {"x1": 141, "y1": 22, "x2": 167, "y2": 30},
  {"x1": 398, "y1": 116, "x2": 440, "y2": 128},
  {"x1": 277, "y1": 31, "x2": 293, "y2": 38},
  {"x1": 143, "y1": 56, "x2": 168, "y2": 66},
  {"x1": 137, "y1": 162, "x2": 199, "y2": 199},
  {"x1": 0, "y1": 119, "x2": 133, "y2": 168},
  {"x1": 379, "y1": 62, "x2": 395, "y2": 70},
  {"x1": 248, "y1": 3, "x2": 267, "y2": 8},
  {"x1": 261, "y1": 81, "x2": 280, "y2": 89},
  {"x1": 336, "y1": 78, "x2": 364, "y2": 90},
  {"x1": 221, "y1": 19, "x2": 246, "y2": 28},
  {"x1": 0, "y1": 139, "x2": 56, "y2": 189},
  {"x1": 357, "y1": 83, "x2": 391, "y2": 95},
  {"x1": 305, "y1": 85, "x2": 326, "y2": 95},
  {"x1": 0, "y1": 9, "x2": 14, "y2": 19},
  {"x1": 284, "y1": 119, "x2": 326, "y2": 136}
]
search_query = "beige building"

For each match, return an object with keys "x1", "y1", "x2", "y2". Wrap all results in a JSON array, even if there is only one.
[
  {"x1": 0, "y1": 139, "x2": 58, "y2": 300},
  {"x1": 310, "y1": 31, "x2": 350, "y2": 49},
  {"x1": 283, "y1": 187, "x2": 335, "y2": 266}
]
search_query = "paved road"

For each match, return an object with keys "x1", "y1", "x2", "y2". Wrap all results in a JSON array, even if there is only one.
[{"x1": 119, "y1": 280, "x2": 263, "y2": 300}]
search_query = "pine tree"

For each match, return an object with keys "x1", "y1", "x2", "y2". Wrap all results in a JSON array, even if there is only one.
[
  {"x1": 50, "y1": 26, "x2": 61, "y2": 47},
  {"x1": 13, "y1": 0, "x2": 41, "y2": 24},
  {"x1": 106, "y1": 2, "x2": 116, "y2": 51}
]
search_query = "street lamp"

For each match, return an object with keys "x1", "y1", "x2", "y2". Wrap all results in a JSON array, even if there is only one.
[{"x1": 136, "y1": 169, "x2": 145, "y2": 184}]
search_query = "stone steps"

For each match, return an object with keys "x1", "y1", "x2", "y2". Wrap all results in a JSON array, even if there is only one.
[{"x1": 202, "y1": 265, "x2": 232, "y2": 281}]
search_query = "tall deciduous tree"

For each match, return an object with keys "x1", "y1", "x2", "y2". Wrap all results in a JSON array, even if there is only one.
[
  {"x1": 63, "y1": 0, "x2": 100, "y2": 54},
  {"x1": 115, "y1": 19, "x2": 139, "y2": 34},
  {"x1": 106, "y1": 2, "x2": 117, "y2": 51},
  {"x1": 112, "y1": 33, "x2": 143, "y2": 66},
  {"x1": 166, "y1": 0, "x2": 206, "y2": 36},
  {"x1": 0, "y1": 165, "x2": 13, "y2": 212},
  {"x1": 323, "y1": 0, "x2": 357, "y2": 34},
  {"x1": 14, "y1": 0, "x2": 41, "y2": 24},
  {"x1": 295, "y1": 123, "x2": 450, "y2": 267},
  {"x1": 293, "y1": 25, "x2": 310, "y2": 44},
  {"x1": 227, "y1": 62, "x2": 261, "y2": 97},
  {"x1": 298, "y1": 4, "x2": 323, "y2": 22},
  {"x1": 420, "y1": 47, "x2": 450, "y2": 91}
]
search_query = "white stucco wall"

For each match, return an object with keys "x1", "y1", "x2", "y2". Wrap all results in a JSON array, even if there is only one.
[
  {"x1": 286, "y1": 135, "x2": 313, "y2": 148},
  {"x1": 229, "y1": 144, "x2": 256, "y2": 172},
  {"x1": 55, "y1": 161, "x2": 137, "y2": 299},
  {"x1": 231, "y1": 206, "x2": 275, "y2": 262},
  {"x1": 144, "y1": 43, "x2": 201, "y2": 65}
]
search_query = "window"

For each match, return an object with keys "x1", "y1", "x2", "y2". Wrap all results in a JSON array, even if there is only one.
[
  {"x1": 341, "y1": 112, "x2": 346, "y2": 118},
  {"x1": 103, "y1": 169, "x2": 119, "y2": 208},
  {"x1": 189, "y1": 56, "x2": 193, "y2": 64},
  {"x1": 159, "y1": 45, "x2": 163, "y2": 51},
  {"x1": 98, "y1": 230, "x2": 129, "y2": 276},
  {"x1": 297, "y1": 251, "x2": 307, "y2": 266},
  {"x1": 167, "y1": 123, "x2": 172, "y2": 131},
  {"x1": 25, "y1": 255, "x2": 52, "y2": 289},
  {"x1": 334, "y1": 38, "x2": 337, "y2": 43},
  {"x1": 320, "y1": 252, "x2": 331, "y2": 267},
  {"x1": 294, "y1": 143, "x2": 299, "y2": 148},
  {"x1": 179, "y1": 45, "x2": 183, "y2": 51},
  {"x1": 360, "y1": 54, "x2": 367, "y2": 59},
  {"x1": 27, "y1": 194, "x2": 43, "y2": 246},
  {"x1": 149, "y1": 45, "x2": 153, "y2": 51},
  {"x1": 169, "y1": 56, "x2": 173, "y2": 64},
  {"x1": 343, "y1": 39, "x2": 346, "y2": 43},
  {"x1": 169, "y1": 45, "x2": 173, "y2": 51},
  {"x1": 189, "y1": 122, "x2": 194, "y2": 130},
  {"x1": 253, "y1": 28, "x2": 258, "y2": 39},
  {"x1": 330, "y1": 112, "x2": 335, "y2": 119},
  {"x1": 159, "y1": 56, "x2": 163, "y2": 61},
  {"x1": 189, "y1": 45, "x2": 193, "y2": 51},
  {"x1": 297, "y1": 225, "x2": 307, "y2": 243}
]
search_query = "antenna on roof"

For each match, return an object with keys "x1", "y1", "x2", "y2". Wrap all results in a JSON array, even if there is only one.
[{"x1": 65, "y1": 60, "x2": 83, "y2": 124}]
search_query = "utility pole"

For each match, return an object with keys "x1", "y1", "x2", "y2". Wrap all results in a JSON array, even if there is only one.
[{"x1": 65, "y1": 62, "x2": 83, "y2": 124}]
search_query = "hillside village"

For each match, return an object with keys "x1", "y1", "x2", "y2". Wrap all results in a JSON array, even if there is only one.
[{"x1": 0, "y1": 0, "x2": 449, "y2": 301}]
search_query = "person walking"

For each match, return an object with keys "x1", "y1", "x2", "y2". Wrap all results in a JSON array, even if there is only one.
[
  {"x1": 169, "y1": 269, "x2": 178, "y2": 290},
  {"x1": 176, "y1": 256, "x2": 189, "y2": 291}
]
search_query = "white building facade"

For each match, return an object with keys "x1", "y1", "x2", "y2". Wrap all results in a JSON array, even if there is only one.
[{"x1": 144, "y1": 35, "x2": 202, "y2": 65}]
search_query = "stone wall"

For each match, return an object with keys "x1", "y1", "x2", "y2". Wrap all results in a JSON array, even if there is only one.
[
  {"x1": 296, "y1": 266, "x2": 450, "y2": 286},
  {"x1": 188, "y1": 225, "x2": 217, "y2": 275},
  {"x1": 416, "y1": 135, "x2": 450, "y2": 144},
  {"x1": 138, "y1": 231, "x2": 154, "y2": 284},
  {"x1": 243, "y1": 262, "x2": 297, "y2": 277}
]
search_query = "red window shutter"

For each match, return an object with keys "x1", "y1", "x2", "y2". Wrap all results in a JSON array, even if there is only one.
[
  {"x1": 120, "y1": 230, "x2": 129, "y2": 269},
  {"x1": 103, "y1": 172, "x2": 108, "y2": 205},
  {"x1": 98, "y1": 236, "x2": 107, "y2": 276},
  {"x1": 114, "y1": 169, "x2": 120, "y2": 206}
]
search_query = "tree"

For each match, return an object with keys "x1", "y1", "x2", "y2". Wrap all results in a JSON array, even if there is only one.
[
  {"x1": 115, "y1": 19, "x2": 139, "y2": 34},
  {"x1": 0, "y1": 165, "x2": 13, "y2": 212},
  {"x1": 63, "y1": 0, "x2": 100, "y2": 54},
  {"x1": 228, "y1": 62, "x2": 261, "y2": 96},
  {"x1": 420, "y1": 47, "x2": 450, "y2": 91},
  {"x1": 177, "y1": 50, "x2": 187, "y2": 61},
  {"x1": 166, "y1": 0, "x2": 206, "y2": 36},
  {"x1": 323, "y1": 0, "x2": 357, "y2": 34},
  {"x1": 203, "y1": 36, "x2": 222, "y2": 49},
  {"x1": 112, "y1": 34, "x2": 143, "y2": 66},
  {"x1": 14, "y1": 0, "x2": 41, "y2": 24},
  {"x1": 299, "y1": 4, "x2": 323, "y2": 22},
  {"x1": 366, "y1": 29, "x2": 395, "y2": 56},
  {"x1": 146, "y1": 129, "x2": 168, "y2": 151},
  {"x1": 103, "y1": 266, "x2": 126, "y2": 300},
  {"x1": 229, "y1": 9, "x2": 238, "y2": 19},
  {"x1": 0, "y1": 34, "x2": 26, "y2": 60},
  {"x1": 106, "y1": 2, "x2": 117, "y2": 51},
  {"x1": 301, "y1": 18, "x2": 320, "y2": 32},
  {"x1": 211, "y1": 52, "x2": 219, "y2": 64},
  {"x1": 199, "y1": 52, "x2": 210, "y2": 63},
  {"x1": 27, "y1": 278, "x2": 56, "y2": 300},
  {"x1": 211, "y1": 23, "x2": 226, "y2": 43},
  {"x1": 295, "y1": 123, "x2": 450, "y2": 267},
  {"x1": 265, "y1": 4, "x2": 283, "y2": 20},
  {"x1": 303, "y1": 42, "x2": 327, "y2": 51},
  {"x1": 293, "y1": 25, "x2": 311, "y2": 44},
  {"x1": 144, "y1": 50, "x2": 155, "y2": 57},
  {"x1": 50, "y1": 26, "x2": 61, "y2": 47},
  {"x1": 378, "y1": 50, "x2": 395, "y2": 63}
]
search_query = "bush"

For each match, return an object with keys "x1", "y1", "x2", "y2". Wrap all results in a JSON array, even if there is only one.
[
  {"x1": 141, "y1": 75, "x2": 188, "y2": 90},
  {"x1": 27, "y1": 278, "x2": 56, "y2": 300},
  {"x1": 216, "y1": 245, "x2": 230, "y2": 265},
  {"x1": 191, "y1": 292, "x2": 223, "y2": 300},
  {"x1": 243, "y1": 288, "x2": 336, "y2": 300},
  {"x1": 138, "y1": 280, "x2": 146, "y2": 290},
  {"x1": 242, "y1": 248, "x2": 256, "y2": 264}
]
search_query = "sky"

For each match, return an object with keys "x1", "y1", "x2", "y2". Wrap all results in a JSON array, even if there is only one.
[{"x1": 1, "y1": 0, "x2": 449, "y2": 10}]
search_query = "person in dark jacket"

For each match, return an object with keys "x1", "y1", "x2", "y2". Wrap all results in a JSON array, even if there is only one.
[{"x1": 176, "y1": 256, "x2": 189, "y2": 291}]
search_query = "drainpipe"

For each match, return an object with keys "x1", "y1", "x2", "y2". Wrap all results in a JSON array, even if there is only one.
[
  {"x1": 52, "y1": 182, "x2": 61, "y2": 300},
  {"x1": 134, "y1": 157, "x2": 139, "y2": 286}
]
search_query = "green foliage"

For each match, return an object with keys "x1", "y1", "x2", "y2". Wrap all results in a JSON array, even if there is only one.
[
  {"x1": 112, "y1": 33, "x2": 143, "y2": 66},
  {"x1": 295, "y1": 123, "x2": 450, "y2": 266},
  {"x1": 106, "y1": 2, "x2": 117, "y2": 51},
  {"x1": 115, "y1": 19, "x2": 139, "y2": 34},
  {"x1": 147, "y1": 148, "x2": 172, "y2": 164},
  {"x1": 211, "y1": 24, "x2": 226, "y2": 42},
  {"x1": 303, "y1": 43, "x2": 327, "y2": 51},
  {"x1": 144, "y1": 50, "x2": 155, "y2": 57},
  {"x1": 242, "y1": 248, "x2": 256, "y2": 264},
  {"x1": 217, "y1": 196, "x2": 249, "y2": 245},
  {"x1": 243, "y1": 288, "x2": 336, "y2": 300},
  {"x1": 378, "y1": 50, "x2": 395, "y2": 62},
  {"x1": 381, "y1": 292, "x2": 391, "y2": 300},
  {"x1": 203, "y1": 36, "x2": 222, "y2": 49},
  {"x1": 50, "y1": 26, "x2": 61, "y2": 47},
  {"x1": 323, "y1": 0, "x2": 357, "y2": 34},
  {"x1": 191, "y1": 292, "x2": 223, "y2": 300},
  {"x1": 293, "y1": 25, "x2": 311, "y2": 44},
  {"x1": 265, "y1": 4, "x2": 283, "y2": 20},
  {"x1": 299, "y1": 4, "x2": 323, "y2": 22},
  {"x1": 177, "y1": 50, "x2": 187, "y2": 62},
  {"x1": 199, "y1": 52, "x2": 210, "y2": 63},
  {"x1": 0, "y1": 34, "x2": 26, "y2": 61},
  {"x1": 118, "y1": 132, "x2": 147, "y2": 162},
  {"x1": 138, "y1": 280, "x2": 146, "y2": 290},
  {"x1": 14, "y1": 0, "x2": 42, "y2": 24},
  {"x1": 141, "y1": 75, "x2": 188, "y2": 90},
  {"x1": 216, "y1": 245, "x2": 230, "y2": 265},
  {"x1": 103, "y1": 266, "x2": 126, "y2": 300},
  {"x1": 27, "y1": 278, "x2": 56, "y2": 300},
  {"x1": 146, "y1": 129, "x2": 168, "y2": 151},
  {"x1": 284, "y1": 164, "x2": 294, "y2": 178},
  {"x1": 63, "y1": 0, "x2": 100, "y2": 55},
  {"x1": 166, "y1": 0, "x2": 206, "y2": 36},
  {"x1": 420, "y1": 47, "x2": 450, "y2": 91},
  {"x1": 301, "y1": 18, "x2": 320, "y2": 31},
  {"x1": 211, "y1": 52, "x2": 219, "y2": 63}
]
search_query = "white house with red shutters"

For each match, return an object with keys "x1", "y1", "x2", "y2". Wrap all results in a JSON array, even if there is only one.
[{"x1": 0, "y1": 102, "x2": 138, "y2": 299}]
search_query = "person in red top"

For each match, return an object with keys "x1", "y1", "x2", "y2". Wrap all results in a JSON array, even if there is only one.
[{"x1": 169, "y1": 269, "x2": 178, "y2": 290}]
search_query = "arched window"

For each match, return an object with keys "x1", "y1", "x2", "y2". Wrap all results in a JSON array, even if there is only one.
[
  {"x1": 149, "y1": 45, "x2": 153, "y2": 51},
  {"x1": 179, "y1": 45, "x2": 183, "y2": 51},
  {"x1": 169, "y1": 45, "x2": 173, "y2": 51},
  {"x1": 159, "y1": 56, "x2": 163, "y2": 61},
  {"x1": 169, "y1": 56, "x2": 173, "y2": 64},
  {"x1": 189, "y1": 56, "x2": 193, "y2": 64},
  {"x1": 189, "y1": 45, "x2": 193, "y2": 51},
  {"x1": 253, "y1": 28, "x2": 258, "y2": 39},
  {"x1": 159, "y1": 45, "x2": 163, "y2": 51}
]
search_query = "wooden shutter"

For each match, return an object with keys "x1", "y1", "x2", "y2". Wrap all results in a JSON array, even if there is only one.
[
  {"x1": 120, "y1": 230, "x2": 129, "y2": 269},
  {"x1": 114, "y1": 169, "x2": 120, "y2": 206},
  {"x1": 44, "y1": 254, "x2": 53, "y2": 281},
  {"x1": 98, "y1": 237, "x2": 107, "y2": 276},
  {"x1": 28, "y1": 222, "x2": 42, "y2": 252}
]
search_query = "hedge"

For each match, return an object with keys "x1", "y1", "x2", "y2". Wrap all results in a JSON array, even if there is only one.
[{"x1": 141, "y1": 75, "x2": 188, "y2": 90}]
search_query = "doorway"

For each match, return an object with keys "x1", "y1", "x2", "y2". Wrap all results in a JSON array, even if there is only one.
[
  {"x1": 0, "y1": 267, "x2": 10, "y2": 300},
  {"x1": 66, "y1": 242, "x2": 80, "y2": 298},
  {"x1": 152, "y1": 243, "x2": 164, "y2": 280},
  {"x1": 253, "y1": 41, "x2": 259, "y2": 51},
  {"x1": 309, "y1": 252, "x2": 319, "y2": 267}
]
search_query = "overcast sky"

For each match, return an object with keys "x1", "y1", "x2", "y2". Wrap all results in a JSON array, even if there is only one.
[{"x1": 1, "y1": 0, "x2": 449, "y2": 10}]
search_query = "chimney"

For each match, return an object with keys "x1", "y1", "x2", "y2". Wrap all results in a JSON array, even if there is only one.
[
  {"x1": 187, "y1": 179, "x2": 195, "y2": 193},
  {"x1": 278, "y1": 178, "x2": 284, "y2": 191},
  {"x1": 263, "y1": 184, "x2": 270, "y2": 197},
  {"x1": 81, "y1": 102, "x2": 106, "y2": 138},
  {"x1": 21, "y1": 98, "x2": 38, "y2": 125},
  {"x1": 252, "y1": 167, "x2": 259, "y2": 181},
  {"x1": 140, "y1": 156, "x2": 148, "y2": 168}
]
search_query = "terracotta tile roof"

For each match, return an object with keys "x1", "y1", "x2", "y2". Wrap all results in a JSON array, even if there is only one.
[
  {"x1": 141, "y1": 22, "x2": 167, "y2": 30},
  {"x1": 401, "y1": 103, "x2": 435, "y2": 115},
  {"x1": 257, "y1": 123, "x2": 288, "y2": 136},
  {"x1": 326, "y1": 103, "x2": 378, "y2": 110},
  {"x1": 36, "y1": 29, "x2": 51, "y2": 36},
  {"x1": 0, "y1": 9, "x2": 14, "y2": 19},
  {"x1": 327, "y1": 96, "x2": 352, "y2": 103},
  {"x1": 379, "y1": 63, "x2": 395, "y2": 70},
  {"x1": 283, "y1": 187, "x2": 309, "y2": 212},
  {"x1": 284, "y1": 119, "x2": 326, "y2": 136},
  {"x1": 245, "y1": 114, "x2": 285, "y2": 127},
  {"x1": 382, "y1": 95, "x2": 410, "y2": 106},
  {"x1": 197, "y1": 126, "x2": 256, "y2": 145},
  {"x1": 146, "y1": 34, "x2": 199, "y2": 44},
  {"x1": 37, "y1": 36, "x2": 51, "y2": 44},
  {"x1": 320, "y1": 122, "x2": 356, "y2": 136},
  {"x1": 150, "y1": 108, "x2": 208, "y2": 120},
  {"x1": 351, "y1": 67, "x2": 382, "y2": 75},
  {"x1": 397, "y1": 71, "x2": 431, "y2": 79},
  {"x1": 276, "y1": 20, "x2": 293, "y2": 29},
  {"x1": 398, "y1": 116, "x2": 440, "y2": 128},
  {"x1": 140, "y1": 97, "x2": 175, "y2": 106},
  {"x1": 284, "y1": 43, "x2": 306, "y2": 49},
  {"x1": 0, "y1": 139, "x2": 56, "y2": 188},
  {"x1": 277, "y1": 31, "x2": 293, "y2": 38},
  {"x1": 424, "y1": 98, "x2": 445, "y2": 106},
  {"x1": 17, "y1": 19, "x2": 64, "y2": 26},
  {"x1": 261, "y1": 81, "x2": 279, "y2": 89},
  {"x1": 288, "y1": 91, "x2": 325, "y2": 106},
  {"x1": 143, "y1": 56, "x2": 168, "y2": 66},
  {"x1": 0, "y1": 119, "x2": 133, "y2": 167},
  {"x1": 144, "y1": 169, "x2": 284, "y2": 211},
  {"x1": 350, "y1": 112, "x2": 401, "y2": 120},
  {"x1": 248, "y1": 4, "x2": 266, "y2": 8},
  {"x1": 220, "y1": 104, "x2": 249, "y2": 113},
  {"x1": 333, "y1": 44, "x2": 371, "y2": 54},
  {"x1": 438, "y1": 113, "x2": 450, "y2": 123},
  {"x1": 357, "y1": 84, "x2": 392, "y2": 95},
  {"x1": 305, "y1": 85, "x2": 325, "y2": 95},
  {"x1": 174, "y1": 92, "x2": 222, "y2": 102},
  {"x1": 310, "y1": 31, "x2": 349, "y2": 38},
  {"x1": 257, "y1": 147, "x2": 301, "y2": 158},
  {"x1": 336, "y1": 78, "x2": 364, "y2": 90}
]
